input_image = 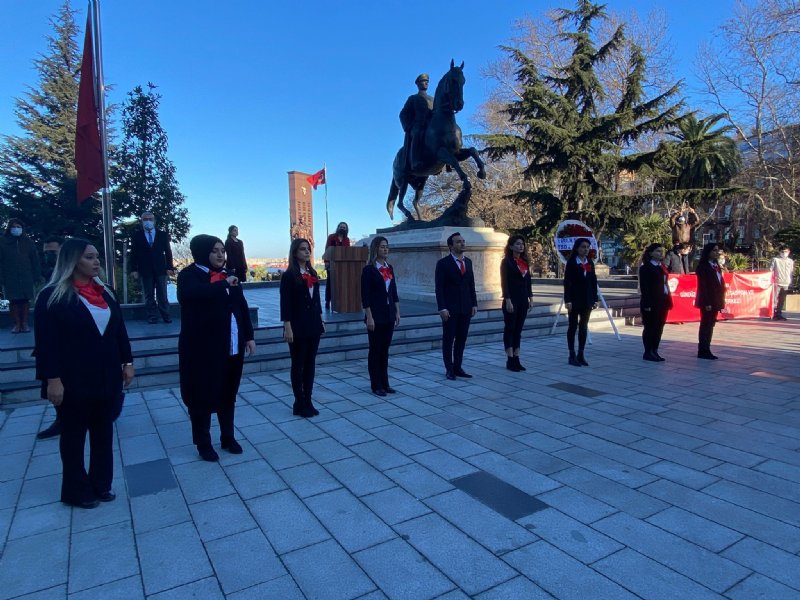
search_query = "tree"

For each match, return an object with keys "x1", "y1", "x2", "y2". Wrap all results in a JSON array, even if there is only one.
[
  {"x1": 480, "y1": 0, "x2": 684, "y2": 240},
  {"x1": 112, "y1": 83, "x2": 189, "y2": 242},
  {"x1": 0, "y1": 1, "x2": 102, "y2": 244},
  {"x1": 620, "y1": 214, "x2": 671, "y2": 266}
]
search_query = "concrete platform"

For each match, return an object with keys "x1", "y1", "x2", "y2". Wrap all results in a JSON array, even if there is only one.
[{"x1": 0, "y1": 314, "x2": 798, "y2": 598}]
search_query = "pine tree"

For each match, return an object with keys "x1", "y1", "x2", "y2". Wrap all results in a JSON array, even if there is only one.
[
  {"x1": 480, "y1": 0, "x2": 684, "y2": 238},
  {"x1": 0, "y1": 1, "x2": 102, "y2": 244},
  {"x1": 112, "y1": 83, "x2": 189, "y2": 241}
]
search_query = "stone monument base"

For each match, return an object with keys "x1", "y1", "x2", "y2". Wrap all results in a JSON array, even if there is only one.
[{"x1": 367, "y1": 226, "x2": 508, "y2": 304}]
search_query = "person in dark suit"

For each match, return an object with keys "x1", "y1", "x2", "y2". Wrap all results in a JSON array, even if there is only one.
[
  {"x1": 281, "y1": 238, "x2": 325, "y2": 417},
  {"x1": 224, "y1": 225, "x2": 249, "y2": 281},
  {"x1": 435, "y1": 232, "x2": 478, "y2": 380},
  {"x1": 639, "y1": 243, "x2": 673, "y2": 362},
  {"x1": 664, "y1": 243, "x2": 691, "y2": 274},
  {"x1": 129, "y1": 211, "x2": 175, "y2": 324},
  {"x1": 178, "y1": 235, "x2": 255, "y2": 462},
  {"x1": 501, "y1": 235, "x2": 533, "y2": 372},
  {"x1": 361, "y1": 236, "x2": 401, "y2": 396},
  {"x1": 34, "y1": 238, "x2": 134, "y2": 509},
  {"x1": 563, "y1": 237, "x2": 598, "y2": 366},
  {"x1": 695, "y1": 242, "x2": 726, "y2": 360}
]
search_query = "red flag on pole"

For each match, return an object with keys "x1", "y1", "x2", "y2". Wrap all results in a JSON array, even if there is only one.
[
  {"x1": 306, "y1": 168, "x2": 326, "y2": 190},
  {"x1": 75, "y1": 11, "x2": 104, "y2": 205}
]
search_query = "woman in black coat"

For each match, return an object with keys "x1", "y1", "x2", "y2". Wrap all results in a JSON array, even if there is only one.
[
  {"x1": 34, "y1": 238, "x2": 134, "y2": 509},
  {"x1": 695, "y1": 242, "x2": 725, "y2": 360},
  {"x1": 280, "y1": 238, "x2": 325, "y2": 417},
  {"x1": 501, "y1": 235, "x2": 533, "y2": 372},
  {"x1": 639, "y1": 243, "x2": 673, "y2": 362},
  {"x1": 224, "y1": 225, "x2": 248, "y2": 281},
  {"x1": 178, "y1": 235, "x2": 255, "y2": 462},
  {"x1": 563, "y1": 237, "x2": 598, "y2": 366},
  {"x1": 361, "y1": 236, "x2": 400, "y2": 396}
]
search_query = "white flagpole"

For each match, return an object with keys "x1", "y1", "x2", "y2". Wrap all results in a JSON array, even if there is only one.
[{"x1": 91, "y1": 0, "x2": 115, "y2": 288}]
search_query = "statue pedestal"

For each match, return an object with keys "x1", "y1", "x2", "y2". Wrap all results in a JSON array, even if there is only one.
[{"x1": 371, "y1": 226, "x2": 508, "y2": 303}]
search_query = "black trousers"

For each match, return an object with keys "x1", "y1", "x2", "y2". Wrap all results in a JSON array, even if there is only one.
[
  {"x1": 641, "y1": 308, "x2": 668, "y2": 354},
  {"x1": 441, "y1": 313, "x2": 471, "y2": 370},
  {"x1": 698, "y1": 309, "x2": 718, "y2": 354},
  {"x1": 140, "y1": 273, "x2": 170, "y2": 320},
  {"x1": 776, "y1": 287, "x2": 788, "y2": 316},
  {"x1": 57, "y1": 394, "x2": 114, "y2": 504},
  {"x1": 289, "y1": 335, "x2": 321, "y2": 401},
  {"x1": 188, "y1": 354, "x2": 243, "y2": 448},
  {"x1": 324, "y1": 271, "x2": 332, "y2": 306},
  {"x1": 502, "y1": 300, "x2": 527, "y2": 350},
  {"x1": 567, "y1": 308, "x2": 592, "y2": 355},
  {"x1": 368, "y1": 322, "x2": 394, "y2": 390}
]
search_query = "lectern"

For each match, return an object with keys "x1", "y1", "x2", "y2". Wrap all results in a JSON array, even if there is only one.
[{"x1": 330, "y1": 246, "x2": 368, "y2": 313}]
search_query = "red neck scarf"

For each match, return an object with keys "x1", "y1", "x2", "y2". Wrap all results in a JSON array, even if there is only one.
[
  {"x1": 302, "y1": 271, "x2": 318, "y2": 289},
  {"x1": 514, "y1": 256, "x2": 528, "y2": 277},
  {"x1": 579, "y1": 259, "x2": 591, "y2": 274},
  {"x1": 74, "y1": 279, "x2": 108, "y2": 308},
  {"x1": 657, "y1": 262, "x2": 669, "y2": 278},
  {"x1": 712, "y1": 262, "x2": 721, "y2": 274},
  {"x1": 209, "y1": 270, "x2": 226, "y2": 283},
  {"x1": 378, "y1": 265, "x2": 393, "y2": 282}
]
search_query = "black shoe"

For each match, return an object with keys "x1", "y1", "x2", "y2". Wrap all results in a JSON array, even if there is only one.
[
  {"x1": 384, "y1": 386, "x2": 396, "y2": 394},
  {"x1": 774, "y1": 315, "x2": 787, "y2": 321},
  {"x1": 514, "y1": 357, "x2": 526, "y2": 371},
  {"x1": 568, "y1": 355, "x2": 581, "y2": 367},
  {"x1": 147, "y1": 317, "x2": 158, "y2": 324},
  {"x1": 308, "y1": 401, "x2": 319, "y2": 416},
  {"x1": 445, "y1": 369, "x2": 456, "y2": 381},
  {"x1": 576, "y1": 355, "x2": 589, "y2": 367},
  {"x1": 198, "y1": 446, "x2": 219, "y2": 462},
  {"x1": 697, "y1": 352, "x2": 719, "y2": 360},
  {"x1": 373, "y1": 388, "x2": 387, "y2": 397},
  {"x1": 221, "y1": 439, "x2": 243, "y2": 454},
  {"x1": 97, "y1": 491, "x2": 116, "y2": 502},
  {"x1": 643, "y1": 351, "x2": 660, "y2": 362},
  {"x1": 36, "y1": 420, "x2": 62, "y2": 439},
  {"x1": 163, "y1": 317, "x2": 172, "y2": 324},
  {"x1": 454, "y1": 368, "x2": 472, "y2": 378},
  {"x1": 293, "y1": 402, "x2": 303, "y2": 416},
  {"x1": 654, "y1": 352, "x2": 666, "y2": 362},
  {"x1": 506, "y1": 357, "x2": 520, "y2": 372},
  {"x1": 64, "y1": 498, "x2": 100, "y2": 510}
]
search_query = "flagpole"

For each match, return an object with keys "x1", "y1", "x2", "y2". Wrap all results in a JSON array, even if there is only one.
[
  {"x1": 323, "y1": 163, "x2": 329, "y2": 238},
  {"x1": 91, "y1": 0, "x2": 115, "y2": 288}
]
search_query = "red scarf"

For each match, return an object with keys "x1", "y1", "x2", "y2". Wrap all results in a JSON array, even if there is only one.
[
  {"x1": 659, "y1": 263, "x2": 669, "y2": 278},
  {"x1": 209, "y1": 270, "x2": 227, "y2": 283},
  {"x1": 514, "y1": 256, "x2": 528, "y2": 277},
  {"x1": 580, "y1": 260, "x2": 591, "y2": 274},
  {"x1": 74, "y1": 279, "x2": 108, "y2": 308},
  {"x1": 302, "y1": 271, "x2": 318, "y2": 289},
  {"x1": 712, "y1": 262, "x2": 721, "y2": 274},
  {"x1": 378, "y1": 265, "x2": 393, "y2": 282}
]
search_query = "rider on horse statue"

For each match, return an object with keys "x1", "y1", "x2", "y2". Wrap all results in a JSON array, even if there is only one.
[{"x1": 399, "y1": 74, "x2": 434, "y2": 173}]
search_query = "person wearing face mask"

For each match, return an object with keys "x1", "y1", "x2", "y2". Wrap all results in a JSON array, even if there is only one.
[
  {"x1": 771, "y1": 245, "x2": 794, "y2": 321},
  {"x1": 639, "y1": 243, "x2": 673, "y2": 362},
  {"x1": 695, "y1": 242, "x2": 726, "y2": 360},
  {"x1": 0, "y1": 218, "x2": 41, "y2": 333},
  {"x1": 323, "y1": 221, "x2": 350, "y2": 310},
  {"x1": 129, "y1": 212, "x2": 175, "y2": 324},
  {"x1": 177, "y1": 235, "x2": 256, "y2": 462},
  {"x1": 41, "y1": 236, "x2": 64, "y2": 283}
]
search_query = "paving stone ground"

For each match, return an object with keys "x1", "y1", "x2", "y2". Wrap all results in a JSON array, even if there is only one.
[{"x1": 1, "y1": 315, "x2": 799, "y2": 599}]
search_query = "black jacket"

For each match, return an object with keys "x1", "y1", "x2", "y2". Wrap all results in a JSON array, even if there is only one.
[
  {"x1": 177, "y1": 265, "x2": 254, "y2": 411},
  {"x1": 500, "y1": 257, "x2": 533, "y2": 306},
  {"x1": 639, "y1": 262, "x2": 673, "y2": 312},
  {"x1": 563, "y1": 258, "x2": 599, "y2": 311},
  {"x1": 664, "y1": 250, "x2": 690, "y2": 275},
  {"x1": 435, "y1": 255, "x2": 477, "y2": 315},
  {"x1": 695, "y1": 261, "x2": 726, "y2": 311},
  {"x1": 130, "y1": 229, "x2": 174, "y2": 277},
  {"x1": 34, "y1": 285, "x2": 132, "y2": 404},
  {"x1": 361, "y1": 263, "x2": 399, "y2": 324},
  {"x1": 224, "y1": 237, "x2": 248, "y2": 281},
  {"x1": 280, "y1": 269, "x2": 324, "y2": 338}
]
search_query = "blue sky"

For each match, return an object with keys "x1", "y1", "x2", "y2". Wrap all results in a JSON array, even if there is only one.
[{"x1": 1, "y1": 0, "x2": 734, "y2": 257}]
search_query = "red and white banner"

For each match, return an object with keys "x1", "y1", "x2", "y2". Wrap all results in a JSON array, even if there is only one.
[{"x1": 666, "y1": 271, "x2": 774, "y2": 323}]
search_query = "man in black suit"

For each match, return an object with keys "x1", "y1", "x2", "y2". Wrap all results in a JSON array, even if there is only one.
[
  {"x1": 130, "y1": 212, "x2": 175, "y2": 323},
  {"x1": 435, "y1": 232, "x2": 478, "y2": 380}
]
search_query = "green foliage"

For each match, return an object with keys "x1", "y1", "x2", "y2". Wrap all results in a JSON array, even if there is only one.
[
  {"x1": 111, "y1": 83, "x2": 189, "y2": 242},
  {"x1": 479, "y1": 0, "x2": 684, "y2": 239},
  {"x1": 620, "y1": 213, "x2": 671, "y2": 265},
  {"x1": 724, "y1": 252, "x2": 750, "y2": 272},
  {"x1": 0, "y1": 1, "x2": 103, "y2": 245},
  {"x1": 774, "y1": 221, "x2": 800, "y2": 255}
]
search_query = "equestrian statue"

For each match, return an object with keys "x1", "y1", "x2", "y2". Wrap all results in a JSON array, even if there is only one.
[{"x1": 386, "y1": 60, "x2": 486, "y2": 228}]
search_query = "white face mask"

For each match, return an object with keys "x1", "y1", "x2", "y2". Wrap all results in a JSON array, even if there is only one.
[
  {"x1": 9, "y1": 227, "x2": 22, "y2": 237},
  {"x1": 781, "y1": 251, "x2": 790, "y2": 258}
]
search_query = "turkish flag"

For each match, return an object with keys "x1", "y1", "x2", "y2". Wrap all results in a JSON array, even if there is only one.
[
  {"x1": 75, "y1": 12, "x2": 104, "y2": 205},
  {"x1": 306, "y1": 168, "x2": 326, "y2": 190}
]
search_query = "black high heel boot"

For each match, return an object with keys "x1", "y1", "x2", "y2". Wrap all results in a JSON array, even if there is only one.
[
  {"x1": 506, "y1": 357, "x2": 519, "y2": 371},
  {"x1": 514, "y1": 356, "x2": 526, "y2": 371},
  {"x1": 568, "y1": 352, "x2": 581, "y2": 367}
]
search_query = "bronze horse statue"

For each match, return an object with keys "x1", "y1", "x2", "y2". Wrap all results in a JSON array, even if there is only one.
[{"x1": 387, "y1": 60, "x2": 486, "y2": 225}]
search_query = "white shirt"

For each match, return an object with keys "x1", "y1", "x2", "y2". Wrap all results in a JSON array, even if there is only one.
[
  {"x1": 78, "y1": 296, "x2": 111, "y2": 336},
  {"x1": 651, "y1": 260, "x2": 668, "y2": 294},
  {"x1": 451, "y1": 253, "x2": 466, "y2": 273},
  {"x1": 576, "y1": 257, "x2": 590, "y2": 276},
  {"x1": 375, "y1": 261, "x2": 391, "y2": 296},
  {"x1": 195, "y1": 264, "x2": 239, "y2": 356},
  {"x1": 300, "y1": 267, "x2": 314, "y2": 297},
  {"x1": 710, "y1": 261, "x2": 722, "y2": 284}
]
